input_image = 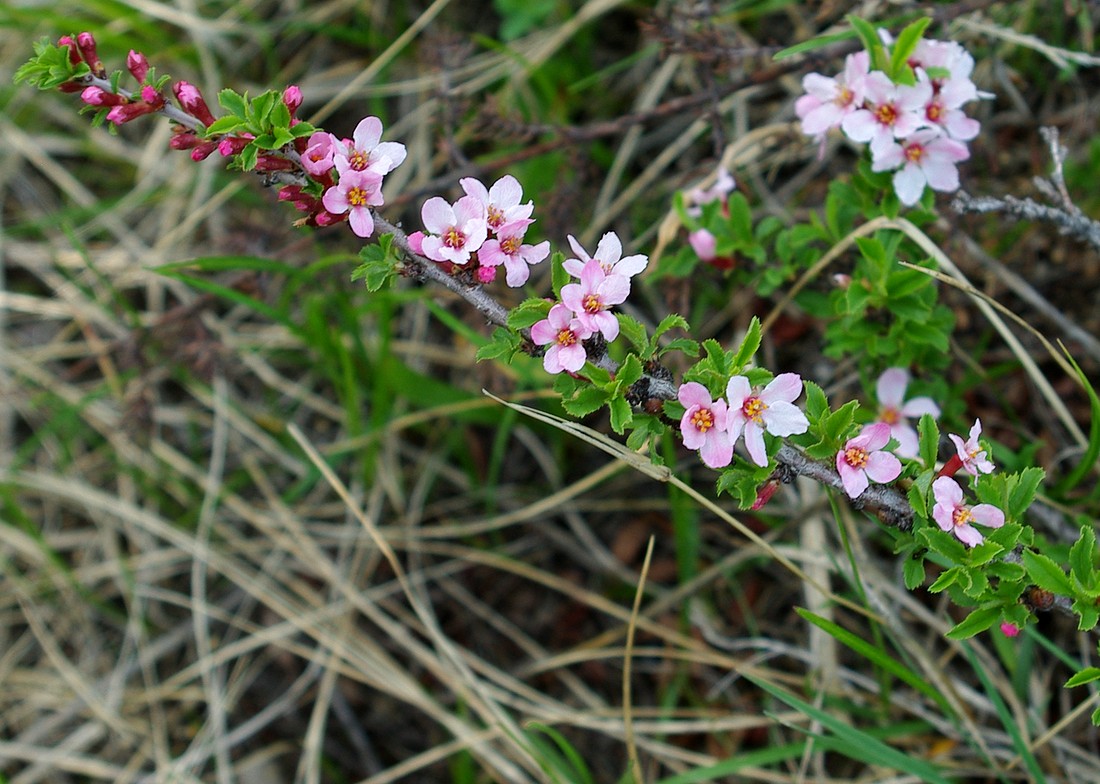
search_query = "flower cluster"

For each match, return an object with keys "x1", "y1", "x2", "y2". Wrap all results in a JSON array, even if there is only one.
[
  {"x1": 679, "y1": 373, "x2": 809, "y2": 469},
  {"x1": 530, "y1": 233, "x2": 647, "y2": 374},
  {"x1": 409, "y1": 176, "x2": 550, "y2": 286},
  {"x1": 795, "y1": 33, "x2": 987, "y2": 205}
]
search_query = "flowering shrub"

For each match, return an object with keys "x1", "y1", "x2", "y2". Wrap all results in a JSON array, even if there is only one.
[{"x1": 14, "y1": 14, "x2": 1100, "y2": 727}]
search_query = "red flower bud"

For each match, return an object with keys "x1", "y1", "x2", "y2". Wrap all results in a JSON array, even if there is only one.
[
  {"x1": 282, "y1": 85, "x2": 303, "y2": 116},
  {"x1": 106, "y1": 100, "x2": 160, "y2": 125},
  {"x1": 76, "y1": 32, "x2": 105, "y2": 78},
  {"x1": 57, "y1": 35, "x2": 81, "y2": 66},
  {"x1": 81, "y1": 86, "x2": 126, "y2": 107},
  {"x1": 172, "y1": 81, "x2": 217, "y2": 127},
  {"x1": 127, "y1": 50, "x2": 149, "y2": 83},
  {"x1": 254, "y1": 155, "x2": 295, "y2": 172},
  {"x1": 218, "y1": 135, "x2": 253, "y2": 157}
]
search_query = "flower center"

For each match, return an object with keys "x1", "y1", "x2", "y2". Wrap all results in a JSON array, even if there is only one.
[
  {"x1": 875, "y1": 103, "x2": 898, "y2": 127},
  {"x1": 500, "y1": 236, "x2": 521, "y2": 255},
  {"x1": 844, "y1": 446, "x2": 869, "y2": 468},
  {"x1": 879, "y1": 406, "x2": 900, "y2": 426},
  {"x1": 348, "y1": 150, "x2": 369, "y2": 171},
  {"x1": 904, "y1": 143, "x2": 925, "y2": 163},
  {"x1": 742, "y1": 395, "x2": 767, "y2": 423},
  {"x1": 953, "y1": 507, "x2": 973, "y2": 528},
  {"x1": 835, "y1": 85, "x2": 854, "y2": 108},
  {"x1": 582, "y1": 294, "x2": 603, "y2": 314},
  {"x1": 443, "y1": 227, "x2": 466, "y2": 249},
  {"x1": 556, "y1": 328, "x2": 577, "y2": 347},
  {"x1": 925, "y1": 101, "x2": 943, "y2": 123},
  {"x1": 487, "y1": 205, "x2": 504, "y2": 229},
  {"x1": 690, "y1": 408, "x2": 715, "y2": 433},
  {"x1": 346, "y1": 187, "x2": 370, "y2": 207}
]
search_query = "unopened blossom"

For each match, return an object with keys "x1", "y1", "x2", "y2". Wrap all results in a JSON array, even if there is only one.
[
  {"x1": 530, "y1": 303, "x2": 593, "y2": 374},
  {"x1": 678, "y1": 382, "x2": 733, "y2": 469},
  {"x1": 321, "y1": 168, "x2": 384, "y2": 238},
  {"x1": 126, "y1": 50, "x2": 149, "y2": 84},
  {"x1": 796, "y1": 50, "x2": 870, "y2": 139},
  {"x1": 873, "y1": 129, "x2": 970, "y2": 206},
  {"x1": 420, "y1": 195, "x2": 488, "y2": 265},
  {"x1": 282, "y1": 85, "x2": 303, "y2": 116},
  {"x1": 1000, "y1": 622, "x2": 1021, "y2": 638},
  {"x1": 949, "y1": 419, "x2": 995, "y2": 477},
  {"x1": 460, "y1": 175, "x2": 534, "y2": 233},
  {"x1": 685, "y1": 167, "x2": 736, "y2": 216},
  {"x1": 725, "y1": 373, "x2": 809, "y2": 467},
  {"x1": 688, "y1": 229, "x2": 717, "y2": 262},
  {"x1": 560, "y1": 258, "x2": 629, "y2": 341},
  {"x1": 563, "y1": 233, "x2": 648, "y2": 280},
  {"x1": 841, "y1": 72, "x2": 931, "y2": 156},
  {"x1": 81, "y1": 86, "x2": 125, "y2": 107},
  {"x1": 873, "y1": 368, "x2": 940, "y2": 459},
  {"x1": 932, "y1": 476, "x2": 1004, "y2": 547},
  {"x1": 835, "y1": 423, "x2": 902, "y2": 499},
  {"x1": 333, "y1": 116, "x2": 407, "y2": 176},
  {"x1": 173, "y1": 81, "x2": 216, "y2": 126},
  {"x1": 476, "y1": 218, "x2": 549, "y2": 287}
]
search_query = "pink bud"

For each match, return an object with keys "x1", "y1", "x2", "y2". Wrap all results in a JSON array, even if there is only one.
[
  {"x1": 189, "y1": 143, "x2": 218, "y2": 161},
  {"x1": 476, "y1": 263, "x2": 497, "y2": 284},
  {"x1": 106, "y1": 101, "x2": 159, "y2": 125},
  {"x1": 80, "y1": 86, "x2": 125, "y2": 107},
  {"x1": 282, "y1": 85, "x2": 303, "y2": 116},
  {"x1": 1000, "y1": 622, "x2": 1021, "y2": 638},
  {"x1": 172, "y1": 81, "x2": 217, "y2": 127},
  {"x1": 218, "y1": 136, "x2": 252, "y2": 157},
  {"x1": 127, "y1": 50, "x2": 149, "y2": 83},
  {"x1": 688, "y1": 229, "x2": 717, "y2": 262},
  {"x1": 254, "y1": 155, "x2": 295, "y2": 172},
  {"x1": 407, "y1": 231, "x2": 425, "y2": 256},
  {"x1": 57, "y1": 35, "x2": 81, "y2": 66},
  {"x1": 76, "y1": 32, "x2": 105, "y2": 77}
]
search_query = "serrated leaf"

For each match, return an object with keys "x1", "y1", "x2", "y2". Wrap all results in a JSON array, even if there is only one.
[
  {"x1": 1065, "y1": 667, "x2": 1100, "y2": 688},
  {"x1": 1008, "y1": 467, "x2": 1045, "y2": 519},
  {"x1": 217, "y1": 88, "x2": 247, "y2": 117},
  {"x1": 237, "y1": 143, "x2": 259, "y2": 171},
  {"x1": 803, "y1": 381, "x2": 828, "y2": 422},
  {"x1": 928, "y1": 566, "x2": 960, "y2": 594},
  {"x1": 903, "y1": 556, "x2": 926, "y2": 590},
  {"x1": 731, "y1": 316, "x2": 762, "y2": 372},
  {"x1": 918, "y1": 413, "x2": 939, "y2": 470},
  {"x1": 945, "y1": 605, "x2": 1001, "y2": 640},
  {"x1": 614, "y1": 353, "x2": 643, "y2": 391},
  {"x1": 654, "y1": 313, "x2": 690, "y2": 339},
  {"x1": 660, "y1": 337, "x2": 699, "y2": 358},
  {"x1": 475, "y1": 327, "x2": 520, "y2": 362},
  {"x1": 616, "y1": 313, "x2": 648, "y2": 353},
  {"x1": 1070, "y1": 525, "x2": 1097, "y2": 587},
  {"x1": 506, "y1": 298, "x2": 551, "y2": 330},
  {"x1": 1021, "y1": 550, "x2": 1074, "y2": 596},
  {"x1": 608, "y1": 395, "x2": 633, "y2": 434},
  {"x1": 204, "y1": 116, "x2": 246, "y2": 135},
  {"x1": 1073, "y1": 602, "x2": 1100, "y2": 632},
  {"x1": 823, "y1": 400, "x2": 859, "y2": 442},
  {"x1": 561, "y1": 386, "x2": 610, "y2": 418},
  {"x1": 907, "y1": 474, "x2": 929, "y2": 518}
]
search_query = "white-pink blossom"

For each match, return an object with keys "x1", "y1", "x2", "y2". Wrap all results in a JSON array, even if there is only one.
[
  {"x1": 678, "y1": 382, "x2": 733, "y2": 469},
  {"x1": 420, "y1": 195, "x2": 488, "y2": 265},
  {"x1": 932, "y1": 476, "x2": 1004, "y2": 547},
  {"x1": 333, "y1": 116, "x2": 407, "y2": 175},
  {"x1": 725, "y1": 373, "x2": 809, "y2": 467},
  {"x1": 321, "y1": 168, "x2": 384, "y2": 238},
  {"x1": 559, "y1": 258, "x2": 629, "y2": 341},
  {"x1": 685, "y1": 167, "x2": 736, "y2": 216},
  {"x1": 563, "y1": 233, "x2": 648, "y2": 280},
  {"x1": 796, "y1": 50, "x2": 870, "y2": 139},
  {"x1": 835, "y1": 422, "x2": 902, "y2": 499},
  {"x1": 873, "y1": 368, "x2": 940, "y2": 459},
  {"x1": 841, "y1": 71, "x2": 931, "y2": 156},
  {"x1": 949, "y1": 419, "x2": 996, "y2": 477},
  {"x1": 460, "y1": 175, "x2": 534, "y2": 233},
  {"x1": 872, "y1": 129, "x2": 970, "y2": 205},
  {"x1": 302, "y1": 132, "x2": 337, "y2": 176},
  {"x1": 530, "y1": 303, "x2": 593, "y2": 374},
  {"x1": 476, "y1": 218, "x2": 549, "y2": 287}
]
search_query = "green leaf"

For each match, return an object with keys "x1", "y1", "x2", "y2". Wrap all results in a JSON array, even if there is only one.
[
  {"x1": 1022, "y1": 550, "x2": 1074, "y2": 596},
  {"x1": 560, "y1": 385, "x2": 610, "y2": 418},
  {"x1": 237, "y1": 142, "x2": 259, "y2": 171},
  {"x1": 614, "y1": 353, "x2": 644, "y2": 391},
  {"x1": 608, "y1": 395, "x2": 633, "y2": 434},
  {"x1": 803, "y1": 380, "x2": 828, "y2": 423},
  {"x1": 475, "y1": 327, "x2": 520, "y2": 362},
  {"x1": 846, "y1": 15, "x2": 889, "y2": 72},
  {"x1": 928, "y1": 566, "x2": 960, "y2": 593},
  {"x1": 918, "y1": 413, "x2": 938, "y2": 470},
  {"x1": 660, "y1": 337, "x2": 699, "y2": 358},
  {"x1": 351, "y1": 234, "x2": 398, "y2": 292},
  {"x1": 903, "y1": 555, "x2": 926, "y2": 590},
  {"x1": 1070, "y1": 524, "x2": 1097, "y2": 588},
  {"x1": 945, "y1": 605, "x2": 1001, "y2": 640},
  {"x1": 506, "y1": 298, "x2": 551, "y2": 330},
  {"x1": 204, "y1": 116, "x2": 246, "y2": 136},
  {"x1": 217, "y1": 88, "x2": 248, "y2": 118},
  {"x1": 1065, "y1": 667, "x2": 1100, "y2": 688},
  {"x1": 1008, "y1": 467, "x2": 1045, "y2": 519},
  {"x1": 550, "y1": 251, "x2": 569, "y2": 297},
  {"x1": 730, "y1": 316, "x2": 762, "y2": 372},
  {"x1": 907, "y1": 470, "x2": 932, "y2": 518},
  {"x1": 616, "y1": 313, "x2": 648, "y2": 353},
  {"x1": 772, "y1": 29, "x2": 856, "y2": 61},
  {"x1": 888, "y1": 17, "x2": 932, "y2": 82}
]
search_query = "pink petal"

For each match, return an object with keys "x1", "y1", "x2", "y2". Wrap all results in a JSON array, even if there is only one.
[
  {"x1": 762, "y1": 401, "x2": 808, "y2": 437},
  {"x1": 597, "y1": 274, "x2": 630, "y2": 306},
  {"x1": 460, "y1": 177, "x2": 489, "y2": 204},
  {"x1": 559, "y1": 283, "x2": 583, "y2": 314},
  {"x1": 352, "y1": 116, "x2": 382, "y2": 150},
  {"x1": 932, "y1": 503, "x2": 954, "y2": 532},
  {"x1": 876, "y1": 368, "x2": 909, "y2": 408},
  {"x1": 503, "y1": 258, "x2": 530, "y2": 287},
  {"x1": 348, "y1": 206, "x2": 374, "y2": 238},
  {"x1": 762, "y1": 373, "x2": 802, "y2": 404},
  {"x1": 614, "y1": 254, "x2": 648, "y2": 278},
  {"x1": 743, "y1": 422, "x2": 767, "y2": 467},
  {"x1": 890, "y1": 424, "x2": 920, "y2": 459},
  {"x1": 725, "y1": 375, "x2": 752, "y2": 408},
  {"x1": 566, "y1": 235, "x2": 591, "y2": 262},
  {"x1": 593, "y1": 232, "x2": 622, "y2": 266},
  {"x1": 921, "y1": 158, "x2": 960, "y2": 193},
  {"x1": 954, "y1": 524, "x2": 984, "y2": 547},
  {"x1": 530, "y1": 318, "x2": 557, "y2": 345},
  {"x1": 837, "y1": 457, "x2": 869, "y2": 498},
  {"x1": 421, "y1": 197, "x2": 455, "y2": 234},
  {"x1": 322, "y1": 186, "x2": 348, "y2": 214},
  {"x1": 893, "y1": 164, "x2": 927, "y2": 206},
  {"x1": 900, "y1": 396, "x2": 940, "y2": 418},
  {"x1": 489, "y1": 175, "x2": 522, "y2": 207},
  {"x1": 699, "y1": 431, "x2": 734, "y2": 469},
  {"x1": 932, "y1": 476, "x2": 964, "y2": 507},
  {"x1": 859, "y1": 422, "x2": 893, "y2": 451},
  {"x1": 970, "y1": 504, "x2": 1005, "y2": 529},
  {"x1": 864, "y1": 451, "x2": 901, "y2": 483}
]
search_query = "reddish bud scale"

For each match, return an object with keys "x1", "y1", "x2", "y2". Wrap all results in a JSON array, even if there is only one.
[
  {"x1": 172, "y1": 81, "x2": 217, "y2": 126},
  {"x1": 127, "y1": 50, "x2": 150, "y2": 84}
]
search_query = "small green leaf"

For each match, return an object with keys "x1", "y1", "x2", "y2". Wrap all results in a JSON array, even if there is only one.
[
  {"x1": 1070, "y1": 525, "x2": 1098, "y2": 587},
  {"x1": 1022, "y1": 550, "x2": 1074, "y2": 596},
  {"x1": 204, "y1": 116, "x2": 245, "y2": 136},
  {"x1": 1066, "y1": 667, "x2": 1100, "y2": 688},
  {"x1": 654, "y1": 313, "x2": 690, "y2": 339},
  {"x1": 351, "y1": 234, "x2": 399, "y2": 292},
  {"x1": 945, "y1": 605, "x2": 1001, "y2": 640},
  {"x1": 236, "y1": 142, "x2": 259, "y2": 171},
  {"x1": 1008, "y1": 467, "x2": 1045, "y2": 519},
  {"x1": 803, "y1": 380, "x2": 829, "y2": 423},
  {"x1": 616, "y1": 313, "x2": 648, "y2": 353},
  {"x1": 903, "y1": 555, "x2": 926, "y2": 590},
  {"x1": 888, "y1": 17, "x2": 932, "y2": 82},
  {"x1": 918, "y1": 413, "x2": 939, "y2": 470},
  {"x1": 560, "y1": 385, "x2": 610, "y2": 418},
  {"x1": 217, "y1": 88, "x2": 248, "y2": 118},
  {"x1": 608, "y1": 395, "x2": 633, "y2": 434},
  {"x1": 550, "y1": 251, "x2": 569, "y2": 297},
  {"x1": 847, "y1": 15, "x2": 889, "y2": 72},
  {"x1": 614, "y1": 353, "x2": 644, "y2": 390},
  {"x1": 731, "y1": 316, "x2": 762, "y2": 372},
  {"x1": 506, "y1": 298, "x2": 551, "y2": 330},
  {"x1": 475, "y1": 327, "x2": 520, "y2": 362},
  {"x1": 928, "y1": 566, "x2": 960, "y2": 593}
]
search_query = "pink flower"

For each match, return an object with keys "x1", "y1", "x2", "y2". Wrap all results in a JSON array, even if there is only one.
[
  {"x1": 932, "y1": 476, "x2": 1004, "y2": 547},
  {"x1": 872, "y1": 129, "x2": 970, "y2": 206},
  {"x1": 420, "y1": 195, "x2": 488, "y2": 265},
  {"x1": 321, "y1": 168, "x2": 384, "y2": 238},
  {"x1": 563, "y1": 233, "x2": 648, "y2": 280},
  {"x1": 685, "y1": 167, "x2": 736, "y2": 216},
  {"x1": 559, "y1": 258, "x2": 630, "y2": 341},
  {"x1": 476, "y1": 219, "x2": 550, "y2": 287},
  {"x1": 835, "y1": 423, "x2": 902, "y2": 499},
  {"x1": 530, "y1": 303, "x2": 594, "y2": 374},
  {"x1": 301, "y1": 132, "x2": 337, "y2": 176},
  {"x1": 678, "y1": 382, "x2": 733, "y2": 469},
  {"x1": 334, "y1": 116, "x2": 407, "y2": 176},
  {"x1": 916, "y1": 72, "x2": 980, "y2": 142},
  {"x1": 873, "y1": 368, "x2": 940, "y2": 459},
  {"x1": 460, "y1": 175, "x2": 534, "y2": 233},
  {"x1": 1000, "y1": 622, "x2": 1021, "y2": 638},
  {"x1": 841, "y1": 72, "x2": 931, "y2": 156},
  {"x1": 688, "y1": 229, "x2": 718, "y2": 262},
  {"x1": 796, "y1": 51, "x2": 870, "y2": 139},
  {"x1": 949, "y1": 419, "x2": 995, "y2": 477},
  {"x1": 725, "y1": 373, "x2": 809, "y2": 467}
]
